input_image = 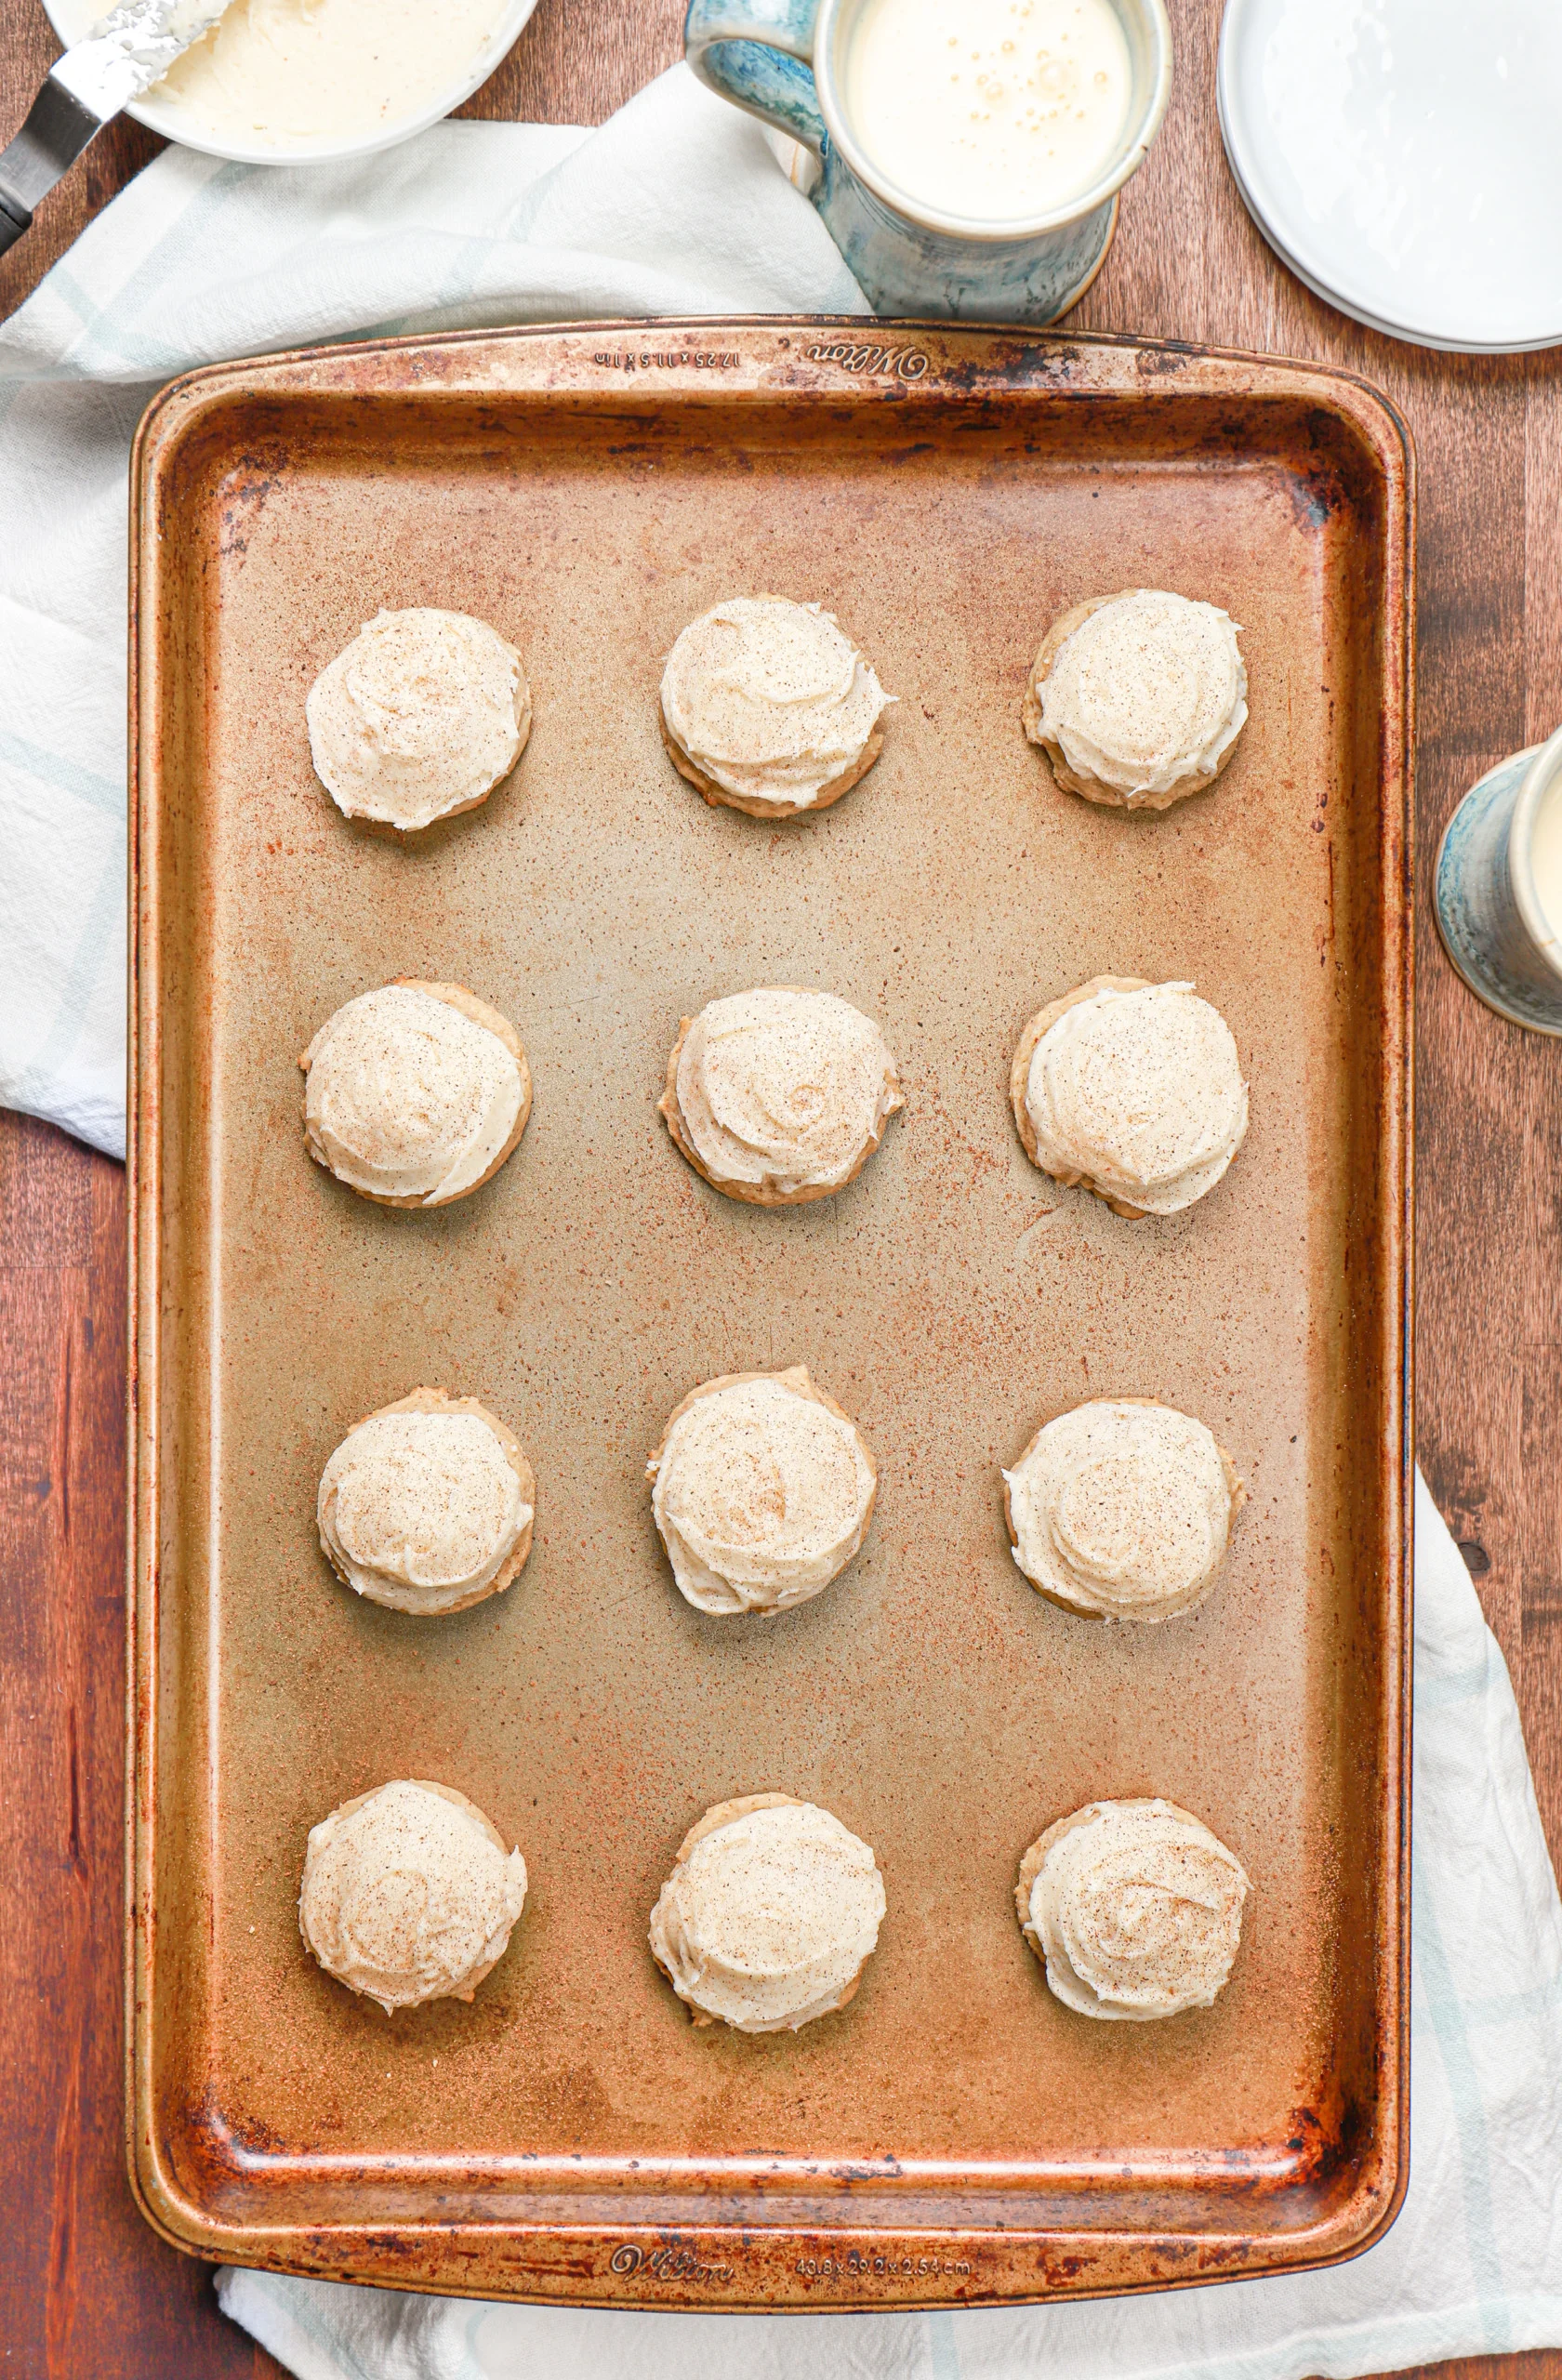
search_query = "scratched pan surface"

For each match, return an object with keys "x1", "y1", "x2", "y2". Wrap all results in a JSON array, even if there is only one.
[{"x1": 127, "y1": 323, "x2": 1412, "y2": 2308}]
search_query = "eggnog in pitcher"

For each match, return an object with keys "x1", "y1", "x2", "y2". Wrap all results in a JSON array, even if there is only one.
[
  {"x1": 1527, "y1": 774, "x2": 1562, "y2": 943},
  {"x1": 843, "y1": 0, "x2": 1133, "y2": 221}
]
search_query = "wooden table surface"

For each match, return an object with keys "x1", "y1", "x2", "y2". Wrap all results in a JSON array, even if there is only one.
[{"x1": 2, "y1": 0, "x2": 1558, "y2": 2371}]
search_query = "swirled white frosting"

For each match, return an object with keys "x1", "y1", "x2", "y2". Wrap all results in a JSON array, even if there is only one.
[
  {"x1": 304, "y1": 984, "x2": 523, "y2": 1205},
  {"x1": 660, "y1": 597, "x2": 889, "y2": 810},
  {"x1": 1004, "y1": 1400, "x2": 1235, "y2": 1621},
  {"x1": 650, "y1": 1371, "x2": 875, "y2": 1616},
  {"x1": 673, "y1": 986, "x2": 902, "y2": 1197},
  {"x1": 319, "y1": 1408, "x2": 531, "y2": 1615},
  {"x1": 1039, "y1": 590, "x2": 1247, "y2": 802},
  {"x1": 306, "y1": 608, "x2": 528, "y2": 831},
  {"x1": 649, "y1": 1799, "x2": 886, "y2": 2032},
  {"x1": 1025, "y1": 981, "x2": 1248, "y2": 1214},
  {"x1": 1026, "y1": 1798, "x2": 1249, "y2": 2020},
  {"x1": 299, "y1": 1779, "x2": 526, "y2": 2013}
]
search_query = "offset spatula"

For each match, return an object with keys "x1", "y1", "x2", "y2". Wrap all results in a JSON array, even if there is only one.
[{"x1": 0, "y1": 0, "x2": 230, "y2": 255}]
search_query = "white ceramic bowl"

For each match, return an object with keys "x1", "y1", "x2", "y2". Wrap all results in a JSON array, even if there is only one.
[{"x1": 44, "y1": 0, "x2": 538, "y2": 166}]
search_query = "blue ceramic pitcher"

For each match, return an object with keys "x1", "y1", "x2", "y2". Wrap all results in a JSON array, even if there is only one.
[
  {"x1": 1436, "y1": 723, "x2": 1562, "y2": 1035},
  {"x1": 685, "y1": 0, "x2": 1172, "y2": 322}
]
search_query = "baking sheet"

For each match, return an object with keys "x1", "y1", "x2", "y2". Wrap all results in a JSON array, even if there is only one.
[{"x1": 127, "y1": 321, "x2": 1412, "y2": 2307}]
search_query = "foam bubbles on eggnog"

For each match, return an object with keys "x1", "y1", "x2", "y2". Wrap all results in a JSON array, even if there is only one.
[{"x1": 844, "y1": 0, "x2": 1133, "y2": 222}]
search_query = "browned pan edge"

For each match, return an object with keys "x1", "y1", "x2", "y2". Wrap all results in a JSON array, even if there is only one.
[{"x1": 125, "y1": 319, "x2": 1414, "y2": 2309}]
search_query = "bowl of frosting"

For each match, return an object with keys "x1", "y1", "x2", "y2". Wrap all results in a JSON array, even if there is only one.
[{"x1": 45, "y1": 0, "x2": 539, "y2": 165}]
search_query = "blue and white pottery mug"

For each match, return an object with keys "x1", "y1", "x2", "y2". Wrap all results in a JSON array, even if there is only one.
[
  {"x1": 684, "y1": 0, "x2": 1173, "y2": 323},
  {"x1": 1436, "y1": 721, "x2": 1562, "y2": 1035}
]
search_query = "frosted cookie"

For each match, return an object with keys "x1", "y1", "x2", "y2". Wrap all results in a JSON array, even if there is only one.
[
  {"x1": 306, "y1": 606, "x2": 530, "y2": 832},
  {"x1": 1010, "y1": 976, "x2": 1247, "y2": 1219},
  {"x1": 648, "y1": 1367, "x2": 876, "y2": 1618},
  {"x1": 1016, "y1": 1798, "x2": 1249, "y2": 2020},
  {"x1": 1002, "y1": 1398, "x2": 1243, "y2": 1622},
  {"x1": 659, "y1": 985, "x2": 903, "y2": 1205},
  {"x1": 659, "y1": 595, "x2": 890, "y2": 816},
  {"x1": 301, "y1": 979, "x2": 530, "y2": 1208},
  {"x1": 649, "y1": 1793, "x2": 886, "y2": 2032},
  {"x1": 1023, "y1": 588, "x2": 1247, "y2": 810},
  {"x1": 318, "y1": 1388, "x2": 535, "y2": 1617},
  {"x1": 299, "y1": 1778, "x2": 527, "y2": 2013}
]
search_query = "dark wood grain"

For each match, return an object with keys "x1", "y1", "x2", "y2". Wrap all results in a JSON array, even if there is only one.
[{"x1": 0, "y1": 0, "x2": 1558, "y2": 2370}]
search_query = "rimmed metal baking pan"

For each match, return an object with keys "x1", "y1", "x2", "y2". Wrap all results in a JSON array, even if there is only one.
[{"x1": 126, "y1": 320, "x2": 1413, "y2": 2307}]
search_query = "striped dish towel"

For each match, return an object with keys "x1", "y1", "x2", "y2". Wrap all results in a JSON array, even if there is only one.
[
  {"x1": 0, "y1": 64, "x2": 864, "y2": 1157},
  {"x1": 218, "y1": 1475, "x2": 1562, "y2": 2379}
]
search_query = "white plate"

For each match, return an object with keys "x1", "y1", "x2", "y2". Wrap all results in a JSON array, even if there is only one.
[
  {"x1": 44, "y1": 0, "x2": 538, "y2": 166},
  {"x1": 1218, "y1": 0, "x2": 1562, "y2": 354}
]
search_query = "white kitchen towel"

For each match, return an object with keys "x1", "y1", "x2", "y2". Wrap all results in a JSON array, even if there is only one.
[
  {"x1": 218, "y1": 1474, "x2": 1562, "y2": 2380},
  {"x1": 0, "y1": 63, "x2": 865, "y2": 1157}
]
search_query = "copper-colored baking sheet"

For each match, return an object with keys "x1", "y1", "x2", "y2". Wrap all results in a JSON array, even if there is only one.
[{"x1": 127, "y1": 321, "x2": 1413, "y2": 2308}]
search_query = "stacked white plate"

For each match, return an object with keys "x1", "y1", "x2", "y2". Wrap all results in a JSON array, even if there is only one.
[{"x1": 1218, "y1": 0, "x2": 1562, "y2": 353}]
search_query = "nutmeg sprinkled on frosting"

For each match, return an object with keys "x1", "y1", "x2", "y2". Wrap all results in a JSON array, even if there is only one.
[
  {"x1": 1018, "y1": 1799, "x2": 1249, "y2": 2021},
  {"x1": 299, "y1": 1778, "x2": 526, "y2": 2014},
  {"x1": 302, "y1": 982, "x2": 528, "y2": 1207},
  {"x1": 1015, "y1": 979, "x2": 1247, "y2": 1216},
  {"x1": 649, "y1": 1795, "x2": 886, "y2": 2032},
  {"x1": 319, "y1": 1393, "x2": 534, "y2": 1617},
  {"x1": 1003, "y1": 1399, "x2": 1241, "y2": 1622},
  {"x1": 661, "y1": 985, "x2": 903, "y2": 1203},
  {"x1": 307, "y1": 607, "x2": 529, "y2": 832},
  {"x1": 649, "y1": 1368, "x2": 876, "y2": 1617},
  {"x1": 1028, "y1": 589, "x2": 1247, "y2": 808},
  {"x1": 660, "y1": 596, "x2": 889, "y2": 813}
]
